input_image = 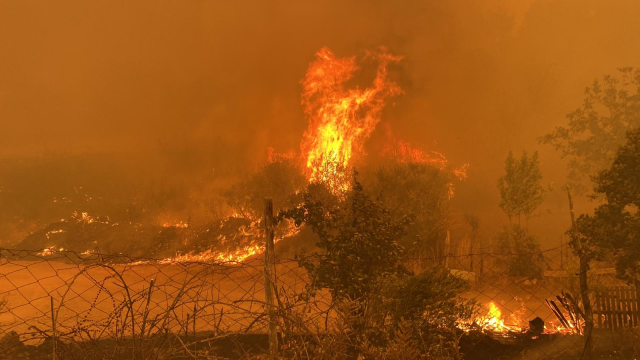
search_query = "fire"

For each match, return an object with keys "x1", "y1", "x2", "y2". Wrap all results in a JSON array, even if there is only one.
[
  {"x1": 381, "y1": 126, "x2": 469, "y2": 198},
  {"x1": 38, "y1": 245, "x2": 65, "y2": 256},
  {"x1": 475, "y1": 301, "x2": 522, "y2": 333},
  {"x1": 131, "y1": 218, "x2": 301, "y2": 266},
  {"x1": 163, "y1": 221, "x2": 189, "y2": 228},
  {"x1": 300, "y1": 47, "x2": 402, "y2": 192},
  {"x1": 459, "y1": 301, "x2": 523, "y2": 334}
]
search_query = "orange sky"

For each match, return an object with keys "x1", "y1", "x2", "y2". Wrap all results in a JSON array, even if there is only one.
[{"x1": 1, "y1": 0, "x2": 639, "y2": 234}]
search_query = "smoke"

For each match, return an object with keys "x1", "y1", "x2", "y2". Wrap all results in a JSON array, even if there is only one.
[{"x1": 1, "y1": 0, "x2": 639, "y2": 243}]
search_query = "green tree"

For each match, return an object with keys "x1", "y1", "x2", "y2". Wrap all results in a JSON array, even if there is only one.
[
  {"x1": 541, "y1": 67, "x2": 640, "y2": 193},
  {"x1": 280, "y1": 172, "x2": 407, "y2": 302},
  {"x1": 374, "y1": 163, "x2": 450, "y2": 257},
  {"x1": 497, "y1": 151, "x2": 547, "y2": 224},
  {"x1": 495, "y1": 224, "x2": 543, "y2": 279},
  {"x1": 280, "y1": 172, "x2": 474, "y2": 359},
  {"x1": 575, "y1": 127, "x2": 640, "y2": 283}
]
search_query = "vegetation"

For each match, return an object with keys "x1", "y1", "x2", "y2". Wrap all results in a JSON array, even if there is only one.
[
  {"x1": 575, "y1": 127, "x2": 640, "y2": 283},
  {"x1": 497, "y1": 151, "x2": 547, "y2": 224},
  {"x1": 225, "y1": 159, "x2": 306, "y2": 219},
  {"x1": 281, "y1": 172, "x2": 407, "y2": 302},
  {"x1": 495, "y1": 225, "x2": 543, "y2": 279},
  {"x1": 281, "y1": 172, "x2": 473, "y2": 359},
  {"x1": 541, "y1": 67, "x2": 640, "y2": 193},
  {"x1": 373, "y1": 163, "x2": 451, "y2": 258}
]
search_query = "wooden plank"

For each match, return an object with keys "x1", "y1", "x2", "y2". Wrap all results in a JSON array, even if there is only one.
[
  {"x1": 606, "y1": 288, "x2": 614, "y2": 330},
  {"x1": 618, "y1": 286, "x2": 629, "y2": 328},
  {"x1": 614, "y1": 287, "x2": 622, "y2": 330},
  {"x1": 623, "y1": 286, "x2": 629, "y2": 327},
  {"x1": 628, "y1": 286, "x2": 634, "y2": 327},
  {"x1": 631, "y1": 286, "x2": 638, "y2": 327},
  {"x1": 595, "y1": 291, "x2": 602, "y2": 328}
]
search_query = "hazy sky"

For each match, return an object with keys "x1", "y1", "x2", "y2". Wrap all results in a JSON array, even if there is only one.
[{"x1": 1, "y1": 0, "x2": 640, "y2": 182}]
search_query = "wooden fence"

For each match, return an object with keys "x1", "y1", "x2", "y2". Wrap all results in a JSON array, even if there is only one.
[{"x1": 593, "y1": 286, "x2": 640, "y2": 330}]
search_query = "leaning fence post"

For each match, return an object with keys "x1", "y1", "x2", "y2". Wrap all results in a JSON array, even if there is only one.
[
  {"x1": 193, "y1": 303, "x2": 197, "y2": 354},
  {"x1": 50, "y1": 296, "x2": 56, "y2": 360},
  {"x1": 567, "y1": 185, "x2": 593, "y2": 359},
  {"x1": 264, "y1": 198, "x2": 278, "y2": 359},
  {"x1": 444, "y1": 230, "x2": 451, "y2": 268}
]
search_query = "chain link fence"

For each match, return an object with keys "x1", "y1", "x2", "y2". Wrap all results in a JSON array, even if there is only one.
[{"x1": 0, "y1": 245, "x2": 635, "y2": 359}]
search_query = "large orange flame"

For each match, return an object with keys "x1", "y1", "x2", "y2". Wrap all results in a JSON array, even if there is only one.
[{"x1": 300, "y1": 47, "x2": 402, "y2": 192}]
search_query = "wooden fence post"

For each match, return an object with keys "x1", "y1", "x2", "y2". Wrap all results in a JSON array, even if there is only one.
[
  {"x1": 567, "y1": 186, "x2": 593, "y2": 358},
  {"x1": 264, "y1": 198, "x2": 278, "y2": 359},
  {"x1": 50, "y1": 296, "x2": 56, "y2": 360},
  {"x1": 444, "y1": 230, "x2": 450, "y2": 268}
]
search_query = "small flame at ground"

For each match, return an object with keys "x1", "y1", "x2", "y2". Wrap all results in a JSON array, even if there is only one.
[{"x1": 474, "y1": 301, "x2": 522, "y2": 333}]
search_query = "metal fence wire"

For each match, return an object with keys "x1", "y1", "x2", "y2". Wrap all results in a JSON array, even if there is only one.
[{"x1": 0, "y1": 245, "x2": 636, "y2": 359}]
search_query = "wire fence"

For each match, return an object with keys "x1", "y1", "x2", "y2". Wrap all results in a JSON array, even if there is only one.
[{"x1": 0, "y1": 245, "x2": 635, "y2": 359}]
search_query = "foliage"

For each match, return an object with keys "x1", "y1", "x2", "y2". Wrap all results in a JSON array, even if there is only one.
[
  {"x1": 575, "y1": 127, "x2": 640, "y2": 283},
  {"x1": 541, "y1": 67, "x2": 640, "y2": 193},
  {"x1": 374, "y1": 162, "x2": 451, "y2": 256},
  {"x1": 495, "y1": 225, "x2": 543, "y2": 279},
  {"x1": 497, "y1": 151, "x2": 547, "y2": 223},
  {"x1": 375, "y1": 268, "x2": 473, "y2": 358},
  {"x1": 280, "y1": 268, "x2": 473, "y2": 360},
  {"x1": 281, "y1": 173, "x2": 472, "y2": 358},
  {"x1": 225, "y1": 159, "x2": 306, "y2": 219},
  {"x1": 280, "y1": 172, "x2": 407, "y2": 302}
]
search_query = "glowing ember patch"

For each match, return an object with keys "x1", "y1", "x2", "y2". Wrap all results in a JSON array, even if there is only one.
[
  {"x1": 45, "y1": 229, "x2": 65, "y2": 239},
  {"x1": 301, "y1": 47, "x2": 402, "y2": 193},
  {"x1": 162, "y1": 222, "x2": 189, "y2": 228},
  {"x1": 38, "y1": 246, "x2": 65, "y2": 256}
]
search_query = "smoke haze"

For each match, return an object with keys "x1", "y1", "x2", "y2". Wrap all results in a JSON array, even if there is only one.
[{"x1": 1, "y1": 0, "x2": 640, "y2": 244}]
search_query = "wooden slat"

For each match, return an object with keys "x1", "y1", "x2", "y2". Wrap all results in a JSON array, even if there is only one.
[
  {"x1": 620, "y1": 286, "x2": 629, "y2": 328},
  {"x1": 595, "y1": 292, "x2": 602, "y2": 328},
  {"x1": 595, "y1": 291, "x2": 603, "y2": 328},
  {"x1": 607, "y1": 288, "x2": 615, "y2": 330},
  {"x1": 611, "y1": 286, "x2": 622, "y2": 330},
  {"x1": 593, "y1": 286, "x2": 640, "y2": 330},
  {"x1": 599, "y1": 289, "x2": 606, "y2": 329},
  {"x1": 631, "y1": 286, "x2": 639, "y2": 327},
  {"x1": 624, "y1": 287, "x2": 630, "y2": 327},
  {"x1": 617, "y1": 287, "x2": 623, "y2": 328}
]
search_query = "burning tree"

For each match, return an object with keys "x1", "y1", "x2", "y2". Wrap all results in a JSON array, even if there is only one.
[{"x1": 300, "y1": 47, "x2": 402, "y2": 193}]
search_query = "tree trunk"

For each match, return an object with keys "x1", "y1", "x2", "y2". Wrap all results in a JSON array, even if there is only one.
[
  {"x1": 264, "y1": 199, "x2": 278, "y2": 359},
  {"x1": 567, "y1": 186, "x2": 593, "y2": 359}
]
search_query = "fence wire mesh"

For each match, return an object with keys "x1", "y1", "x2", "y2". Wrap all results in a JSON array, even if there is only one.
[{"x1": 0, "y1": 245, "x2": 635, "y2": 359}]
